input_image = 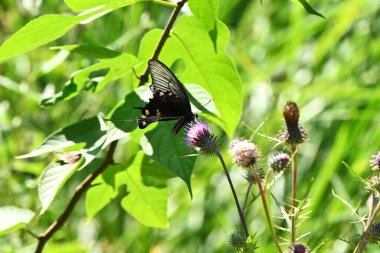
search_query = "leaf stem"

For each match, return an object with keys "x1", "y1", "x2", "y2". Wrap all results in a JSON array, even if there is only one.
[
  {"x1": 251, "y1": 165, "x2": 283, "y2": 253},
  {"x1": 138, "y1": 0, "x2": 187, "y2": 86},
  {"x1": 34, "y1": 141, "x2": 118, "y2": 253},
  {"x1": 215, "y1": 150, "x2": 249, "y2": 239}
]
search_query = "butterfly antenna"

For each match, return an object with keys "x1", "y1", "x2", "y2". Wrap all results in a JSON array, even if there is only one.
[
  {"x1": 131, "y1": 67, "x2": 141, "y2": 80},
  {"x1": 203, "y1": 99, "x2": 212, "y2": 107}
]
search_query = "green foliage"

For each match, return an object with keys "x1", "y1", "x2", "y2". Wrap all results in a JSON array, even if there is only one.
[
  {"x1": 0, "y1": 207, "x2": 35, "y2": 236},
  {"x1": 2, "y1": 0, "x2": 380, "y2": 252}
]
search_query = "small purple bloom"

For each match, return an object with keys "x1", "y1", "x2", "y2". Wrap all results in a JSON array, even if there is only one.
[
  {"x1": 370, "y1": 151, "x2": 380, "y2": 171},
  {"x1": 184, "y1": 121, "x2": 218, "y2": 155}
]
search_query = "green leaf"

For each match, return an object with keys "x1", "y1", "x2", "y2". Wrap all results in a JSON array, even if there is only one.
[
  {"x1": 188, "y1": 0, "x2": 217, "y2": 31},
  {"x1": 292, "y1": 0, "x2": 325, "y2": 19},
  {"x1": 121, "y1": 152, "x2": 169, "y2": 228},
  {"x1": 17, "y1": 117, "x2": 106, "y2": 159},
  {"x1": 51, "y1": 44, "x2": 122, "y2": 59},
  {"x1": 86, "y1": 164, "x2": 126, "y2": 220},
  {"x1": 64, "y1": 0, "x2": 143, "y2": 12},
  {"x1": 0, "y1": 1, "x2": 144, "y2": 62},
  {"x1": 38, "y1": 160, "x2": 83, "y2": 214},
  {"x1": 0, "y1": 15, "x2": 81, "y2": 63},
  {"x1": 41, "y1": 53, "x2": 138, "y2": 106},
  {"x1": 143, "y1": 124, "x2": 196, "y2": 197},
  {"x1": 110, "y1": 86, "x2": 150, "y2": 133},
  {"x1": 0, "y1": 206, "x2": 35, "y2": 236}
]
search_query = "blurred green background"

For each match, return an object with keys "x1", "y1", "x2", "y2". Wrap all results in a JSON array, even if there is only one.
[{"x1": 1, "y1": 0, "x2": 380, "y2": 252}]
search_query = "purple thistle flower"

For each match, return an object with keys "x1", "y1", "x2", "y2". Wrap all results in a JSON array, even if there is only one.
[
  {"x1": 184, "y1": 121, "x2": 218, "y2": 155},
  {"x1": 269, "y1": 152, "x2": 291, "y2": 172},
  {"x1": 288, "y1": 244, "x2": 309, "y2": 253},
  {"x1": 370, "y1": 151, "x2": 380, "y2": 171}
]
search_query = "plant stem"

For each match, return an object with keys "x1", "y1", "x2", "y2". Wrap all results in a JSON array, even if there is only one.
[
  {"x1": 34, "y1": 141, "x2": 118, "y2": 253},
  {"x1": 215, "y1": 150, "x2": 249, "y2": 239},
  {"x1": 290, "y1": 144, "x2": 298, "y2": 245},
  {"x1": 353, "y1": 202, "x2": 380, "y2": 253},
  {"x1": 138, "y1": 0, "x2": 187, "y2": 86},
  {"x1": 251, "y1": 165, "x2": 283, "y2": 253},
  {"x1": 242, "y1": 181, "x2": 253, "y2": 213}
]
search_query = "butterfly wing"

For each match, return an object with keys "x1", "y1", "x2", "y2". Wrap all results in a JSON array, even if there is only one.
[{"x1": 135, "y1": 60, "x2": 195, "y2": 134}]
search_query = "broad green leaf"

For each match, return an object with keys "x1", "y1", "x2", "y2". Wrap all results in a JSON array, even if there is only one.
[
  {"x1": 121, "y1": 151, "x2": 169, "y2": 228},
  {"x1": 17, "y1": 117, "x2": 106, "y2": 159},
  {"x1": 86, "y1": 164, "x2": 126, "y2": 220},
  {"x1": 0, "y1": 15, "x2": 81, "y2": 62},
  {"x1": 38, "y1": 160, "x2": 83, "y2": 214},
  {"x1": 64, "y1": 0, "x2": 144, "y2": 12},
  {"x1": 51, "y1": 44, "x2": 121, "y2": 59},
  {"x1": 0, "y1": 1, "x2": 144, "y2": 62},
  {"x1": 292, "y1": 0, "x2": 325, "y2": 19},
  {"x1": 110, "y1": 86, "x2": 150, "y2": 133},
  {"x1": 188, "y1": 0, "x2": 217, "y2": 30},
  {"x1": 138, "y1": 17, "x2": 242, "y2": 138},
  {"x1": 41, "y1": 53, "x2": 138, "y2": 106},
  {"x1": 0, "y1": 206, "x2": 35, "y2": 236},
  {"x1": 143, "y1": 124, "x2": 196, "y2": 197}
]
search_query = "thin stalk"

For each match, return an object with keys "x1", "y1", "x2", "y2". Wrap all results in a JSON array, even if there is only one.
[
  {"x1": 215, "y1": 150, "x2": 249, "y2": 239},
  {"x1": 354, "y1": 202, "x2": 380, "y2": 253},
  {"x1": 242, "y1": 180, "x2": 254, "y2": 213},
  {"x1": 251, "y1": 165, "x2": 283, "y2": 253},
  {"x1": 290, "y1": 144, "x2": 298, "y2": 245}
]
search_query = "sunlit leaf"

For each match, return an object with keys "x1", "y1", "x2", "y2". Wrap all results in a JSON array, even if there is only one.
[
  {"x1": 38, "y1": 160, "x2": 83, "y2": 214},
  {"x1": 292, "y1": 0, "x2": 325, "y2": 19},
  {"x1": 64, "y1": 0, "x2": 144, "y2": 12},
  {"x1": 121, "y1": 151, "x2": 169, "y2": 228},
  {"x1": 17, "y1": 117, "x2": 106, "y2": 159},
  {"x1": 143, "y1": 124, "x2": 196, "y2": 197},
  {"x1": 0, "y1": 206, "x2": 35, "y2": 236},
  {"x1": 86, "y1": 164, "x2": 126, "y2": 220}
]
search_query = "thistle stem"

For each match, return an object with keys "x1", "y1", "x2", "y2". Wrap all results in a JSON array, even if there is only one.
[
  {"x1": 242, "y1": 181, "x2": 254, "y2": 213},
  {"x1": 290, "y1": 145, "x2": 298, "y2": 245},
  {"x1": 251, "y1": 165, "x2": 283, "y2": 253},
  {"x1": 215, "y1": 150, "x2": 249, "y2": 239},
  {"x1": 353, "y1": 202, "x2": 380, "y2": 253}
]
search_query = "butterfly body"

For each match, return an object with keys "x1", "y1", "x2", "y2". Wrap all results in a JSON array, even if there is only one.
[{"x1": 135, "y1": 60, "x2": 197, "y2": 135}]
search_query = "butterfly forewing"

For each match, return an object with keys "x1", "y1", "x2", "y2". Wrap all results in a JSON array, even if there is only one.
[{"x1": 135, "y1": 59, "x2": 196, "y2": 134}]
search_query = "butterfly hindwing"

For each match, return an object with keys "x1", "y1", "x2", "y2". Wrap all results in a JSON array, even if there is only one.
[{"x1": 135, "y1": 59, "x2": 197, "y2": 134}]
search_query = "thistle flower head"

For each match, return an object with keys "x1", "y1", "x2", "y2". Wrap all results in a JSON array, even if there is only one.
[
  {"x1": 288, "y1": 244, "x2": 309, "y2": 253},
  {"x1": 370, "y1": 151, "x2": 380, "y2": 171},
  {"x1": 365, "y1": 175, "x2": 380, "y2": 198},
  {"x1": 355, "y1": 222, "x2": 380, "y2": 245},
  {"x1": 279, "y1": 101, "x2": 308, "y2": 145},
  {"x1": 269, "y1": 152, "x2": 291, "y2": 172},
  {"x1": 230, "y1": 139, "x2": 261, "y2": 168},
  {"x1": 184, "y1": 121, "x2": 218, "y2": 155}
]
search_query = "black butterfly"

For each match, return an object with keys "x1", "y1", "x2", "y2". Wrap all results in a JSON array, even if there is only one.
[{"x1": 135, "y1": 59, "x2": 198, "y2": 135}]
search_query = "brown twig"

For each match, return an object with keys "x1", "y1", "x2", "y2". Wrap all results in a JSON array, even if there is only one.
[
  {"x1": 138, "y1": 0, "x2": 187, "y2": 86},
  {"x1": 34, "y1": 141, "x2": 118, "y2": 253}
]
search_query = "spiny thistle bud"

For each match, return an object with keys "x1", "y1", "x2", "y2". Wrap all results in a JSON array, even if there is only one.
[
  {"x1": 269, "y1": 152, "x2": 291, "y2": 172},
  {"x1": 279, "y1": 102, "x2": 308, "y2": 145},
  {"x1": 356, "y1": 222, "x2": 380, "y2": 245},
  {"x1": 365, "y1": 175, "x2": 380, "y2": 198},
  {"x1": 230, "y1": 139, "x2": 261, "y2": 168},
  {"x1": 243, "y1": 168, "x2": 265, "y2": 184},
  {"x1": 370, "y1": 151, "x2": 380, "y2": 171},
  {"x1": 184, "y1": 121, "x2": 218, "y2": 155},
  {"x1": 228, "y1": 231, "x2": 247, "y2": 252},
  {"x1": 288, "y1": 244, "x2": 309, "y2": 253}
]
